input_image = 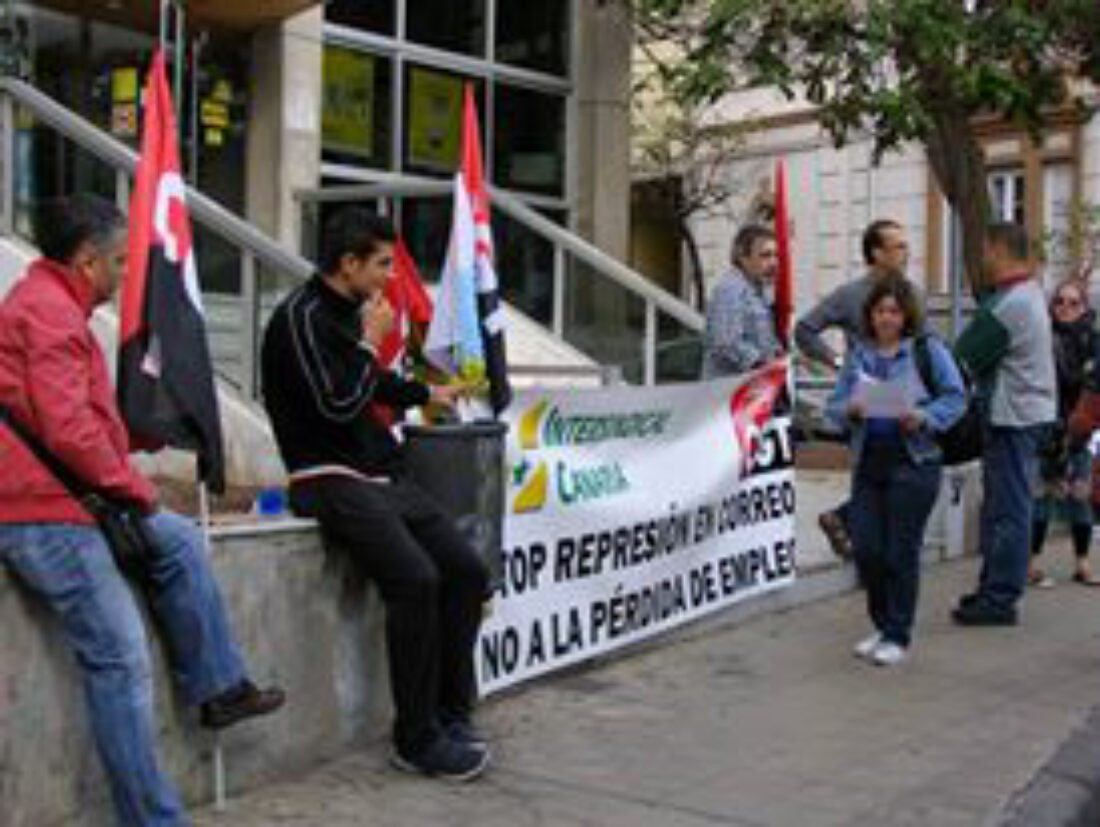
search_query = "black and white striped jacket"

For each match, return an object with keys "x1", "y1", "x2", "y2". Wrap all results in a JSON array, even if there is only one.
[{"x1": 260, "y1": 275, "x2": 429, "y2": 479}]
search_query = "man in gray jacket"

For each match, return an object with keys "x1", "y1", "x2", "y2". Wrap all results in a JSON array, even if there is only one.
[
  {"x1": 952, "y1": 223, "x2": 1056, "y2": 626},
  {"x1": 794, "y1": 219, "x2": 918, "y2": 558},
  {"x1": 795, "y1": 219, "x2": 914, "y2": 370}
]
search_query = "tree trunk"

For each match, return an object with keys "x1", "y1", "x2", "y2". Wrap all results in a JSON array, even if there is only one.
[
  {"x1": 678, "y1": 215, "x2": 707, "y2": 312},
  {"x1": 924, "y1": 112, "x2": 990, "y2": 296}
]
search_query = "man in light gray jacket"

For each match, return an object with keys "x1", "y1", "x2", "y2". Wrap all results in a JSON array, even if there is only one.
[
  {"x1": 701, "y1": 224, "x2": 784, "y2": 379},
  {"x1": 952, "y1": 223, "x2": 1056, "y2": 626},
  {"x1": 794, "y1": 219, "x2": 920, "y2": 558}
]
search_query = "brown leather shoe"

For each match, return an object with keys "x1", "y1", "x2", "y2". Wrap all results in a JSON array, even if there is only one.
[{"x1": 200, "y1": 680, "x2": 285, "y2": 730}]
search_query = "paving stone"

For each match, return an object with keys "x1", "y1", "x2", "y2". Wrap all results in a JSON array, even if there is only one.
[{"x1": 194, "y1": 536, "x2": 1100, "y2": 827}]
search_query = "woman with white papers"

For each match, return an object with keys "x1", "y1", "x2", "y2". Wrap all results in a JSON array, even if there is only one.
[{"x1": 827, "y1": 275, "x2": 967, "y2": 666}]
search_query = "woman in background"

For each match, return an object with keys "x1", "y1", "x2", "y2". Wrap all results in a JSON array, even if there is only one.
[{"x1": 1028, "y1": 278, "x2": 1100, "y2": 588}]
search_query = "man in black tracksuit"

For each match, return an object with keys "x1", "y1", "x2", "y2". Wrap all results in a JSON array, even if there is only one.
[{"x1": 261, "y1": 207, "x2": 489, "y2": 781}]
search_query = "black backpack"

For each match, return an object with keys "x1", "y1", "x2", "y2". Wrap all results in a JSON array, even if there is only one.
[{"x1": 913, "y1": 335, "x2": 983, "y2": 466}]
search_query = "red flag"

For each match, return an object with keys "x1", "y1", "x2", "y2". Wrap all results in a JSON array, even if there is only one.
[
  {"x1": 773, "y1": 160, "x2": 794, "y2": 348},
  {"x1": 372, "y1": 239, "x2": 433, "y2": 428},
  {"x1": 378, "y1": 238, "x2": 433, "y2": 370},
  {"x1": 118, "y1": 51, "x2": 225, "y2": 493}
]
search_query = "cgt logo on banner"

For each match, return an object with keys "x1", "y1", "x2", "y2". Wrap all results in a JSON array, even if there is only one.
[{"x1": 479, "y1": 366, "x2": 796, "y2": 695}]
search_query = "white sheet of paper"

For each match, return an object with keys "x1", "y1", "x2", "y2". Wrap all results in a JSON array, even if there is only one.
[{"x1": 853, "y1": 373, "x2": 913, "y2": 418}]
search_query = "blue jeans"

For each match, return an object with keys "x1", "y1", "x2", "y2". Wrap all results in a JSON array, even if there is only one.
[
  {"x1": 849, "y1": 450, "x2": 942, "y2": 647},
  {"x1": 977, "y1": 425, "x2": 1045, "y2": 609},
  {"x1": 0, "y1": 511, "x2": 247, "y2": 827}
]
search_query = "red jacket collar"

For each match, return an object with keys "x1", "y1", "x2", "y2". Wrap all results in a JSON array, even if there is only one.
[
  {"x1": 995, "y1": 272, "x2": 1034, "y2": 291},
  {"x1": 31, "y1": 257, "x2": 98, "y2": 318}
]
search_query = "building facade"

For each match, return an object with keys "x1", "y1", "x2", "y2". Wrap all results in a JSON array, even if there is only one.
[
  {"x1": 675, "y1": 86, "x2": 1100, "y2": 339},
  {"x1": 4, "y1": 0, "x2": 632, "y2": 332}
]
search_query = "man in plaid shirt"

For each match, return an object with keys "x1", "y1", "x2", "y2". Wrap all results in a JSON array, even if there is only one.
[{"x1": 701, "y1": 224, "x2": 784, "y2": 379}]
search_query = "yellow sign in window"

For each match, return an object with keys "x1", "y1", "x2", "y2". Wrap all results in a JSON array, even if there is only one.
[
  {"x1": 322, "y1": 46, "x2": 375, "y2": 158},
  {"x1": 111, "y1": 67, "x2": 139, "y2": 104},
  {"x1": 407, "y1": 66, "x2": 463, "y2": 172}
]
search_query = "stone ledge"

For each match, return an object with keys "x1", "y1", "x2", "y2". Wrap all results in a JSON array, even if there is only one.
[
  {"x1": 0, "y1": 520, "x2": 391, "y2": 827},
  {"x1": 1001, "y1": 707, "x2": 1100, "y2": 827}
]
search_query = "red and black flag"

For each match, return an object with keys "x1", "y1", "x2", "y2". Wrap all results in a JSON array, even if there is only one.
[{"x1": 118, "y1": 51, "x2": 225, "y2": 493}]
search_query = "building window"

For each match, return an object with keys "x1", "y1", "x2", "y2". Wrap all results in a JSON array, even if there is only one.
[
  {"x1": 493, "y1": 209, "x2": 563, "y2": 324},
  {"x1": 399, "y1": 196, "x2": 453, "y2": 282},
  {"x1": 326, "y1": 0, "x2": 395, "y2": 35},
  {"x1": 988, "y1": 168, "x2": 1026, "y2": 226},
  {"x1": 493, "y1": 83, "x2": 564, "y2": 196},
  {"x1": 927, "y1": 123, "x2": 1082, "y2": 290},
  {"x1": 322, "y1": 46, "x2": 392, "y2": 169},
  {"x1": 496, "y1": 0, "x2": 569, "y2": 76},
  {"x1": 403, "y1": 64, "x2": 485, "y2": 176},
  {"x1": 406, "y1": 0, "x2": 486, "y2": 57},
  {"x1": 1043, "y1": 162, "x2": 1075, "y2": 281}
]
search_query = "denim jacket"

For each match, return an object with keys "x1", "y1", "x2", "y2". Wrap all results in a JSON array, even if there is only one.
[{"x1": 825, "y1": 337, "x2": 968, "y2": 465}]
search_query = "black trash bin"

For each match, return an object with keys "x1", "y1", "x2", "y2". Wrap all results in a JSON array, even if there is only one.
[{"x1": 402, "y1": 421, "x2": 509, "y2": 589}]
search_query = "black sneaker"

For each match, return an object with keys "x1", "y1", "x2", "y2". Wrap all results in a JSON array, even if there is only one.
[
  {"x1": 956, "y1": 592, "x2": 982, "y2": 610},
  {"x1": 200, "y1": 680, "x2": 286, "y2": 730},
  {"x1": 391, "y1": 736, "x2": 489, "y2": 782},
  {"x1": 952, "y1": 602, "x2": 1017, "y2": 627},
  {"x1": 442, "y1": 718, "x2": 488, "y2": 750}
]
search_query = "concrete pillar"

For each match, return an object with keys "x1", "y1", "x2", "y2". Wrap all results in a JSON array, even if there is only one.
[
  {"x1": 245, "y1": 7, "x2": 322, "y2": 252},
  {"x1": 1081, "y1": 113, "x2": 1100, "y2": 212},
  {"x1": 574, "y1": 0, "x2": 631, "y2": 261}
]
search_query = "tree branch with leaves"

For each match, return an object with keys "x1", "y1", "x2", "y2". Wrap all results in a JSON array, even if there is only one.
[
  {"x1": 632, "y1": 20, "x2": 754, "y2": 310},
  {"x1": 629, "y1": 0, "x2": 1100, "y2": 293}
]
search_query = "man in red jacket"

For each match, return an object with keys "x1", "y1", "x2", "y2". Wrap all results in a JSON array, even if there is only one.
[{"x1": 0, "y1": 194, "x2": 284, "y2": 826}]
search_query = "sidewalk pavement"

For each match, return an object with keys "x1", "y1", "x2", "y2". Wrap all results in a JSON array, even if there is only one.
[{"x1": 193, "y1": 472, "x2": 1100, "y2": 827}]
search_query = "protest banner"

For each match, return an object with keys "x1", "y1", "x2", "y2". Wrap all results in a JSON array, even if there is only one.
[{"x1": 479, "y1": 364, "x2": 796, "y2": 694}]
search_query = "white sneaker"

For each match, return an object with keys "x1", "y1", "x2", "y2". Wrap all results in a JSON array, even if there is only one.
[
  {"x1": 871, "y1": 641, "x2": 908, "y2": 667},
  {"x1": 853, "y1": 632, "x2": 882, "y2": 659}
]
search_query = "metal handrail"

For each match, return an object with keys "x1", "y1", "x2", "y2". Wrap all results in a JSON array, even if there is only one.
[
  {"x1": 296, "y1": 181, "x2": 704, "y2": 330},
  {"x1": 0, "y1": 77, "x2": 316, "y2": 398},
  {"x1": 510, "y1": 363, "x2": 623, "y2": 386},
  {"x1": 492, "y1": 189, "x2": 704, "y2": 332},
  {"x1": 296, "y1": 181, "x2": 705, "y2": 384},
  {"x1": 0, "y1": 77, "x2": 314, "y2": 281},
  {"x1": 0, "y1": 75, "x2": 701, "y2": 393}
]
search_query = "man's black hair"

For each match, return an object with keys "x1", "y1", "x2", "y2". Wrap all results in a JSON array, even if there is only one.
[
  {"x1": 862, "y1": 219, "x2": 902, "y2": 266},
  {"x1": 35, "y1": 194, "x2": 125, "y2": 264},
  {"x1": 986, "y1": 222, "x2": 1030, "y2": 262},
  {"x1": 730, "y1": 224, "x2": 774, "y2": 266},
  {"x1": 319, "y1": 207, "x2": 398, "y2": 275}
]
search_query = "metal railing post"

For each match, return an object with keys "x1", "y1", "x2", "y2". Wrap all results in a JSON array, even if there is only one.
[
  {"x1": 552, "y1": 243, "x2": 565, "y2": 338},
  {"x1": 240, "y1": 253, "x2": 258, "y2": 400},
  {"x1": 114, "y1": 169, "x2": 130, "y2": 213},
  {"x1": 0, "y1": 92, "x2": 14, "y2": 236},
  {"x1": 600, "y1": 365, "x2": 623, "y2": 387},
  {"x1": 643, "y1": 302, "x2": 657, "y2": 386}
]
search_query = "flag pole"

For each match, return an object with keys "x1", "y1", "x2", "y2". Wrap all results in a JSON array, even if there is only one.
[
  {"x1": 773, "y1": 159, "x2": 796, "y2": 411},
  {"x1": 159, "y1": 0, "x2": 169, "y2": 49},
  {"x1": 197, "y1": 479, "x2": 227, "y2": 811}
]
